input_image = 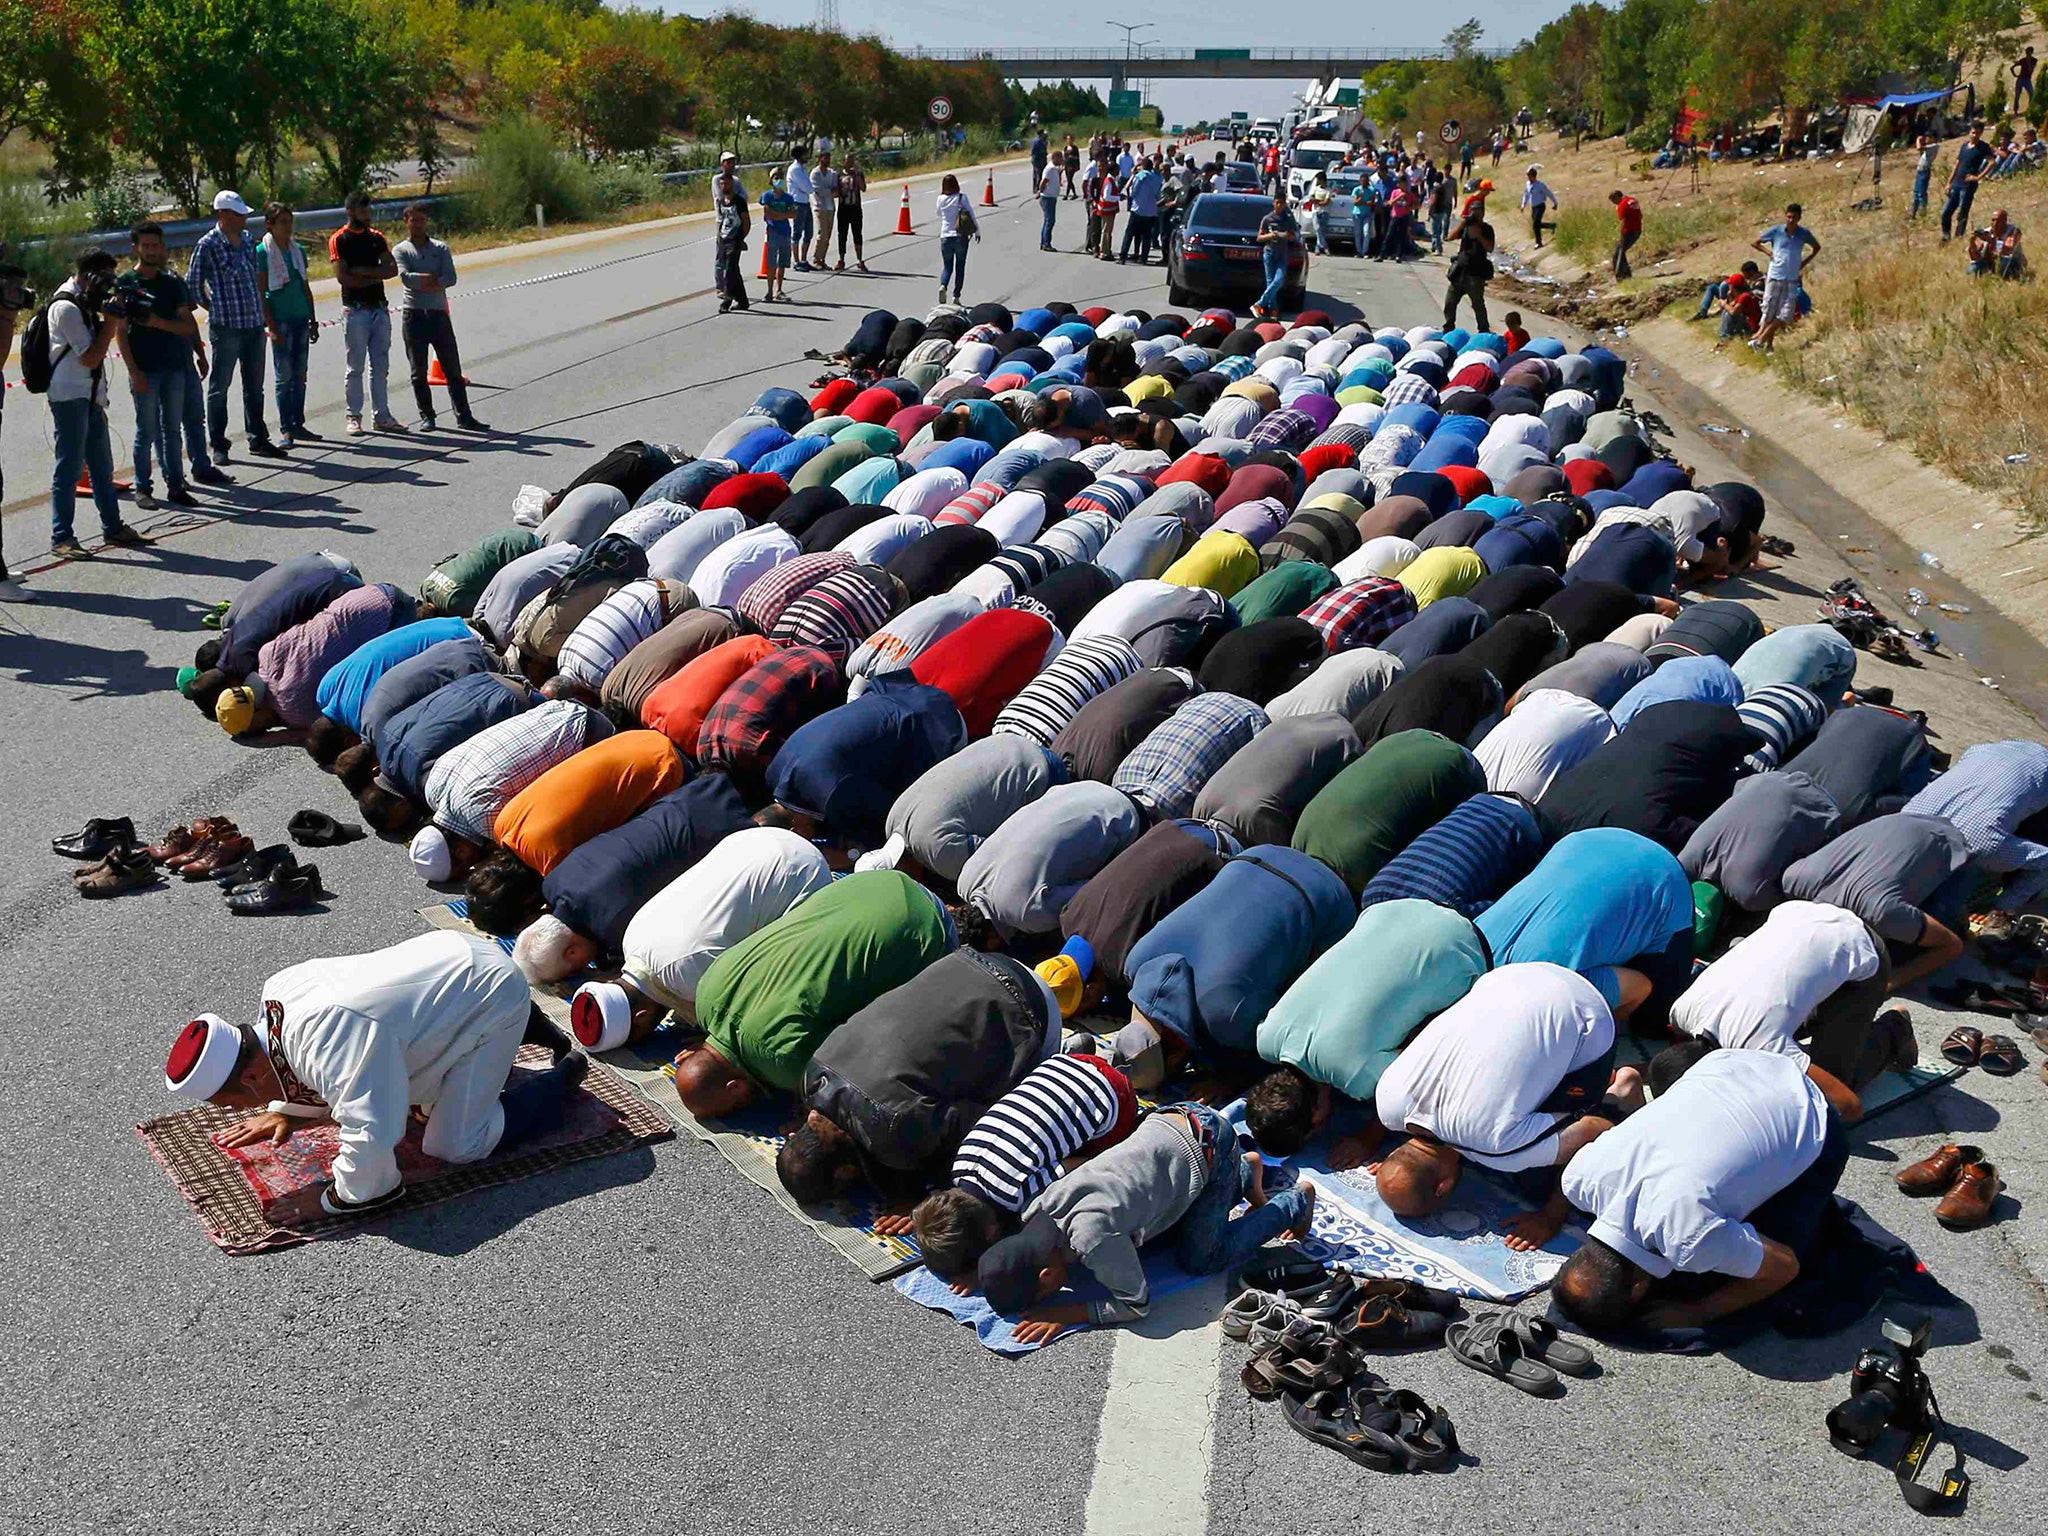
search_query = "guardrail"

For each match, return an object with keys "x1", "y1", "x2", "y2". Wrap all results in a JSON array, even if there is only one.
[{"x1": 901, "y1": 45, "x2": 1515, "y2": 62}]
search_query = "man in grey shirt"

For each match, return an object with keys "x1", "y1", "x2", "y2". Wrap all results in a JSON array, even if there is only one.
[
  {"x1": 1681, "y1": 770, "x2": 1842, "y2": 913},
  {"x1": 1778, "y1": 813, "x2": 1971, "y2": 988},
  {"x1": 978, "y1": 1102, "x2": 1314, "y2": 1341},
  {"x1": 393, "y1": 203, "x2": 485, "y2": 431},
  {"x1": 954, "y1": 780, "x2": 1143, "y2": 938},
  {"x1": 1192, "y1": 713, "x2": 1363, "y2": 847},
  {"x1": 808, "y1": 149, "x2": 840, "y2": 271},
  {"x1": 882, "y1": 734, "x2": 1066, "y2": 882}
]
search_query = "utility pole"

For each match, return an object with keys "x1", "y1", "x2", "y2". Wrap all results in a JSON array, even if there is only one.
[
  {"x1": 1105, "y1": 21, "x2": 1155, "y2": 104},
  {"x1": 816, "y1": 0, "x2": 839, "y2": 30}
]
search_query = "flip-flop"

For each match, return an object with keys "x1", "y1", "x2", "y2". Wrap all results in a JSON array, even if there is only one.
[
  {"x1": 1503, "y1": 1313, "x2": 1596, "y2": 1377},
  {"x1": 1979, "y1": 1034, "x2": 2026, "y2": 1077},
  {"x1": 1279, "y1": 1386, "x2": 1403, "y2": 1472},
  {"x1": 1446, "y1": 1313, "x2": 1562, "y2": 1396},
  {"x1": 1941, "y1": 1025, "x2": 1984, "y2": 1067}
]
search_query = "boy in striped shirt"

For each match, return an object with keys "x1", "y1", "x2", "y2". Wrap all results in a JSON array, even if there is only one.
[{"x1": 907, "y1": 1051, "x2": 1139, "y2": 1281}]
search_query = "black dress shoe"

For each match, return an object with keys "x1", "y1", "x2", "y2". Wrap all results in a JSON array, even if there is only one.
[
  {"x1": 455, "y1": 416, "x2": 490, "y2": 432},
  {"x1": 247, "y1": 439, "x2": 289, "y2": 459},
  {"x1": 53, "y1": 817, "x2": 136, "y2": 859},
  {"x1": 226, "y1": 863, "x2": 323, "y2": 915},
  {"x1": 191, "y1": 466, "x2": 236, "y2": 487},
  {"x1": 214, "y1": 843, "x2": 298, "y2": 888}
]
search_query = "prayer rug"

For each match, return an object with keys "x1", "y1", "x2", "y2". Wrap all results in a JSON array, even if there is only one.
[
  {"x1": 138, "y1": 1045, "x2": 672, "y2": 1255},
  {"x1": 420, "y1": 901, "x2": 915, "y2": 1279}
]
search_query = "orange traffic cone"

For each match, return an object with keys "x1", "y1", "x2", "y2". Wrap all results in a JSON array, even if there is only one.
[
  {"x1": 79, "y1": 471, "x2": 132, "y2": 493},
  {"x1": 980, "y1": 169, "x2": 996, "y2": 206},
  {"x1": 426, "y1": 357, "x2": 470, "y2": 388},
  {"x1": 895, "y1": 185, "x2": 914, "y2": 234},
  {"x1": 758, "y1": 240, "x2": 771, "y2": 279}
]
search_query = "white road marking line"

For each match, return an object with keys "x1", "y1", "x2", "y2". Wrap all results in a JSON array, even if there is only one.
[{"x1": 1081, "y1": 1278, "x2": 1226, "y2": 1536}]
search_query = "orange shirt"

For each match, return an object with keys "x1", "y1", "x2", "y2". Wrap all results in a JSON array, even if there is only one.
[
  {"x1": 641, "y1": 635, "x2": 779, "y2": 753},
  {"x1": 493, "y1": 730, "x2": 686, "y2": 875}
]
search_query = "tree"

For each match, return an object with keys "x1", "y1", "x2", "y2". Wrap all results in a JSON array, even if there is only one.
[
  {"x1": 414, "y1": 110, "x2": 453, "y2": 197},
  {"x1": 0, "y1": 0, "x2": 111, "y2": 197},
  {"x1": 300, "y1": 0, "x2": 448, "y2": 199},
  {"x1": 548, "y1": 40, "x2": 680, "y2": 157}
]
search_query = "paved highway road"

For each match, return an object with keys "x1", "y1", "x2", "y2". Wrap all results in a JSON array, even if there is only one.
[{"x1": 1, "y1": 152, "x2": 2042, "y2": 1536}]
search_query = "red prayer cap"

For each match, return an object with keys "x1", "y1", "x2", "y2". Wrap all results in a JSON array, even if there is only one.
[
  {"x1": 911, "y1": 608, "x2": 1056, "y2": 736},
  {"x1": 810, "y1": 378, "x2": 860, "y2": 417},
  {"x1": 845, "y1": 386, "x2": 903, "y2": 426},
  {"x1": 1562, "y1": 458, "x2": 1616, "y2": 496},
  {"x1": 702, "y1": 471, "x2": 790, "y2": 522},
  {"x1": 1436, "y1": 464, "x2": 1493, "y2": 504},
  {"x1": 1153, "y1": 451, "x2": 1232, "y2": 499},
  {"x1": 1298, "y1": 443, "x2": 1358, "y2": 480}
]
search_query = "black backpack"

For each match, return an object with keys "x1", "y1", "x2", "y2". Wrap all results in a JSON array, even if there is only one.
[{"x1": 16, "y1": 301, "x2": 62, "y2": 394}]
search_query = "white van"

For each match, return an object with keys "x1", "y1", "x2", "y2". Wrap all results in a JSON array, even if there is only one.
[{"x1": 1286, "y1": 140, "x2": 1353, "y2": 203}]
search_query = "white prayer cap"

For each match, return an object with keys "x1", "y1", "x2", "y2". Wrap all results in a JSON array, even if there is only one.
[{"x1": 410, "y1": 825, "x2": 453, "y2": 883}]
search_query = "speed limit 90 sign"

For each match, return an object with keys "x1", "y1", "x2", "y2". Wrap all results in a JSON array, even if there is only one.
[
  {"x1": 1439, "y1": 119, "x2": 1462, "y2": 144},
  {"x1": 929, "y1": 96, "x2": 954, "y2": 124}
]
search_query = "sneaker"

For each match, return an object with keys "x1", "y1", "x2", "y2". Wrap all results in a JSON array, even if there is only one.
[
  {"x1": 103, "y1": 523, "x2": 151, "y2": 548},
  {"x1": 248, "y1": 439, "x2": 288, "y2": 459},
  {"x1": 345, "y1": 416, "x2": 365, "y2": 436},
  {"x1": 133, "y1": 491, "x2": 160, "y2": 511},
  {"x1": 166, "y1": 486, "x2": 201, "y2": 508},
  {"x1": 192, "y1": 465, "x2": 235, "y2": 486},
  {"x1": 793, "y1": 261, "x2": 812, "y2": 272},
  {"x1": 50, "y1": 538, "x2": 92, "y2": 561},
  {"x1": 373, "y1": 416, "x2": 409, "y2": 433},
  {"x1": 0, "y1": 575, "x2": 33, "y2": 603}
]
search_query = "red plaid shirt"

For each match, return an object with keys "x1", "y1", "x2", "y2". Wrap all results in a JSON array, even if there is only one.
[
  {"x1": 696, "y1": 644, "x2": 847, "y2": 778},
  {"x1": 1299, "y1": 578, "x2": 1418, "y2": 654}
]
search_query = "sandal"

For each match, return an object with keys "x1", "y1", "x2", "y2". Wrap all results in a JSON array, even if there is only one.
[
  {"x1": 1979, "y1": 1034, "x2": 2026, "y2": 1077},
  {"x1": 1446, "y1": 1313, "x2": 1562, "y2": 1396},
  {"x1": 1365, "y1": 1385, "x2": 1459, "y2": 1470},
  {"x1": 1266, "y1": 1336, "x2": 1363, "y2": 1397},
  {"x1": 1279, "y1": 1386, "x2": 1403, "y2": 1472},
  {"x1": 1503, "y1": 1312, "x2": 1595, "y2": 1377},
  {"x1": 1940, "y1": 1025, "x2": 1984, "y2": 1067}
]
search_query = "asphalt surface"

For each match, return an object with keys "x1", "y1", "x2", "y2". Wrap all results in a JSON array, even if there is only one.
[{"x1": 2, "y1": 150, "x2": 2043, "y2": 1534}]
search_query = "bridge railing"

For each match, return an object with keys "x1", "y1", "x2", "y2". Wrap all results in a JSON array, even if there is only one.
[{"x1": 901, "y1": 45, "x2": 1515, "y2": 62}]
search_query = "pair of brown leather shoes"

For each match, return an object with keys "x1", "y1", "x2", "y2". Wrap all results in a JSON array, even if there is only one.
[
  {"x1": 180, "y1": 832, "x2": 256, "y2": 880},
  {"x1": 1895, "y1": 1143, "x2": 2003, "y2": 1229},
  {"x1": 161, "y1": 817, "x2": 237, "y2": 870}
]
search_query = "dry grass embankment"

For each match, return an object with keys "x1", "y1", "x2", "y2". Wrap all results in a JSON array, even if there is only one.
[{"x1": 1492, "y1": 131, "x2": 2048, "y2": 530}]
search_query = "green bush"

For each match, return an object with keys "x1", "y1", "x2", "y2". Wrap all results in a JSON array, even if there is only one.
[
  {"x1": 588, "y1": 159, "x2": 666, "y2": 212},
  {"x1": 460, "y1": 114, "x2": 595, "y2": 228},
  {"x1": 0, "y1": 174, "x2": 91, "y2": 291},
  {"x1": 86, "y1": 162, "x2": 155, "y2": 233}
]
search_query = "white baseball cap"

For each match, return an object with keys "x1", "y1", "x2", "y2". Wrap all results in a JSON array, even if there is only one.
[{"x1": 212, "y1": 190, "x2": 255, "y2": 216}]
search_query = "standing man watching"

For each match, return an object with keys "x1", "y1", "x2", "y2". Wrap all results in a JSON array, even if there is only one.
[
  {"x1": 1120, "y1": 156, "x2": 1162, "y2": 264},
  {"x1": 257, "y1": 203, "x2": 319, "y2": 448},
  {"x1": 45, "y1": 249, "x2": 149, "y2": 560},
  {"x1": 1941, "y1": 121, "x2": 1994, "y2": 242},
  {"x1": 808, "y1": 148, "x2": 839, "y2": 274},
  {"x1": 713, "y1": 153, "x2": 752, "y2": 313},
  {"x1": 1030, "y1": 124, "x2": 1049, "y2": 193},
  {"x1": 1910, "y1": 135, "x2": 1938, "y2": 219},
  {"x1": 1522, "y1": 165, "x2": 1558, "y2": 248},
  {"x1": 115, "y1": 223, "x2": 200, "y2": 512},
  {"x1": 185, "y1": 190, "x2": 285, "y2": 461},
  {"x1": 1038, "y1": 153, "x2": 1062, "y2": 251},
  {"x1": 1252, "y1": 189, "x2": 1301, "y2": 320},
  {"x1": 0, "y1": 246, "x2": 31, "y2": 599},
  {"x1": 2015, "y1": 46, "x2": 2038, "y2": 114},
  {"x1": 787, "y1": 148, "x2": 815, "y2": 273},
  {"x1": 328, "y1": 191, "x2": 403, "y2": 437},
  {"x1": 1749, "y1": 203, "x2": 1819, "y2": 353},
  {"x1": 394, "y1": 203, "x2": 486, "y2": 433},
  {"x1": 1443, "y1": 188, "x2": 1496, "y2": 332},
  {"x1": 1609, "y1": 187, "x2": 1643, "y2": 279}
]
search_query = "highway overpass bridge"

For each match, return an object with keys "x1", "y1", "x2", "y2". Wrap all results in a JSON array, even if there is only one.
[{"x1": 904, "y1": 45, "x2": 1511, "y2": 95}]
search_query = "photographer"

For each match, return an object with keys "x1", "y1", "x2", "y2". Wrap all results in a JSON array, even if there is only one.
[
  {"x1": 0, "y1": 247, "x2": 32, "y2": 601},
  {"x1": 116, "y1": 223, "x2": 202, "y2": 512},
  {"x1": 46, "y1": 249, "x2": 149, "y2": 560}
]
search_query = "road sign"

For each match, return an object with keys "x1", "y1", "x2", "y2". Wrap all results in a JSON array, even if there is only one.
[
  {"x1": 928, "y1": 95, "x2": 954, "y2": 124},
  {"x1": 1439, "y1": 119, "x2": 1462, "y2": 144},
  {"x1": 1109, "y1": 89, "x2": 1142, "y2": 118}
]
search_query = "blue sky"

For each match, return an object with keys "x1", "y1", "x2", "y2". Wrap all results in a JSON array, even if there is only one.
[{"x1": 666, "y1": 4, "x2": 1576, "y2": 125}]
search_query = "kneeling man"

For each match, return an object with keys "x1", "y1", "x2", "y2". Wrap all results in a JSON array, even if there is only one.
[{"x1": 163, "y1": 931, "x2": 584, "y2": 1216}]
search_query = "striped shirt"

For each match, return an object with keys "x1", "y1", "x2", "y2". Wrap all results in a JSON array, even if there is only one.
[
  {"x1": 768, "y1": 565, "x2": 898, "y2": 660},
  {"x1": 1036, "y1": 510, "x2": 1118, "y2": 566},
  {"x1": 1113, "y1": 691, "x2": 1270, "y2": 821},
  {"x1": 953, "y1": 1052, "x2": 1130, "y2": 1212},
  {"x1": 1066, "y1": 475, "x2": 1151, "y2": 522},
  {"x1": 1735, "y1": 683, "x2": 1828, "y2": 773},
  {"x1": 950, "y1": 1056, "x2": 1130, "y2": 1212},
  {"x1": 1299, "y1": 577, "x2": 1418, "y2": 654},
  {"x1": 424, "y1": 699, "x2": 614, "y2": 844},
  {"x1": 554, "y1": 579, "x2": 694, "y2": 690},
  {"x1": 735, "y1": 550, "x2": 853, "y2": 635},
  {"x1": 935, "y1": 482, "x2": 1005, "y2": 527},
  {"x1": 992, "y1": 634, "x2": 1144, "y2": 745},
  {"x1": 1359, "y1": 791, "x2": 1545, "y2": 918}
]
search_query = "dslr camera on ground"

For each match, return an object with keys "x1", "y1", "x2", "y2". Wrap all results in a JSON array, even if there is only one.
[{"x1": 1826, "y1": 1311, "x2": 1968, "y2": 1514}]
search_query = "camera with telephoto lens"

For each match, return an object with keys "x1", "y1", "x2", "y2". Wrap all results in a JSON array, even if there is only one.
[
  {"x1": 0, "y1": 243, "x2": 35, "y2": 312},
  {"x1": 80, "y1": 266, "x2": 138, "y2": 322},
  {"x1": 1827, "y1": 1311, "x2": 1933, "y2": 1451}
]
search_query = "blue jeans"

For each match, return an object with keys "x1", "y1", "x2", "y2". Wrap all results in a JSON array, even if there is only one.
[
  {"x1": 50, "y1": 397, "x2": 122, "y2": 543},
  {"x1": 1910, "y1": 169, "x2": 1932, "y2": 216},
  {"x1": 1693, "y1": 278, "x2": 1729, "y2": 318},
  {"x1": 343, "y1": 307, "x2": 393, "y2": 420},
  {"x1": 1430, "y1": 209, "x2": 1450, "y2": 253},
  {"x1": 1257, "y1": 245, "x2": 1290, "y2": 313},
  {"x1": 1040, "y1": 195, "x2": 1058, "y2": 247},
  {"x1": 180, "y1": 357, "x2": 214, "y2": 472},
  {"x1": 791, "y1": 205, "x2": 813, "y2": 264},
  {"x1": 1170, "y1": 1104, "x2": 1313, "y2": 1276},
  {"x1": 270, "y1": 318, "x2": 311, "y2": 434},
  {"x1": 131, "y1": 367, "x2": 187, "y2": 494},
  {"x1": 939, "y1": 235, "x2": 968, "y2": 296},
  {"x1": 1940, "y1": 181, "x2": 1977, "y2": 239},
  {"x1": 206, "y1": 323, "x2": 268, "y2": 449}
]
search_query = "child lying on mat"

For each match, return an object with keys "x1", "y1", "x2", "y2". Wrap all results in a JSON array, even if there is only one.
[{"x1": 978, "y1": 1103, "x2": 1316, "y2": 1346}]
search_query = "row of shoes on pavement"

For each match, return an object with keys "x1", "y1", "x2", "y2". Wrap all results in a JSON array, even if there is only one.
[
  {"x1": 54, "y1": 815, "x2": 322, "y2": 913},
  {"x1": 1895, "y1": 1143, "x2": 2005, "y2": 1229}
]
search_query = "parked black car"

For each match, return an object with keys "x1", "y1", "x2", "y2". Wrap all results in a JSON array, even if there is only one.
[{"x1": 1166, "y1": 193, "x2": 1308, "y2": 310}]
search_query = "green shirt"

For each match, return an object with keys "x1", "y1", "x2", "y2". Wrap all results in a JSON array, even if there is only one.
[
  {"x1": 257, "y1": 235, "x2": 315, "y2": 325},
  {"x1": 696, "y1": 871, "x2": 953, "y2": 1093},
  {"x1": 1257, "y1": 898, "x2": 1489, "y2": 1101},
  {"x1": 1292, "y1": 728, "x2": 1486, "y2": 895},
  {"x1": 420, "y1": 528, "x2": 537, "y2": 618},
  {"x1": 1232, "y1": 561, "x2": 1339, "y2": 626}
]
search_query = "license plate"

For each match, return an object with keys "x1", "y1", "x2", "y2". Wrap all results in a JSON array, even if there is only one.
[{"x1": 1225, "y1": 247, "x2": 1260, "y2": 261}]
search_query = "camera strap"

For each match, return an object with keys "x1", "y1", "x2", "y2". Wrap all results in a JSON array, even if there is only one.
[{"x1": 1893, "y1": 1388, "x2": 1967, "y2": 1515}]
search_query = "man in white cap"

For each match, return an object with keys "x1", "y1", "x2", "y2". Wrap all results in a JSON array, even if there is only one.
[
  {"x1": 184, "y1": 190, "x2": 285, "y2": 461},
  {"x1": 162, "y1": 931, "x2": 586, "y2": 1217}
]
